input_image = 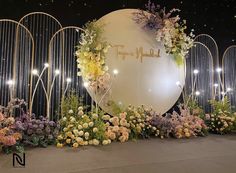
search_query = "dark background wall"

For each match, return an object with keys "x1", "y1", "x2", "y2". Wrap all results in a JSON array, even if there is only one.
[{"x1": 0, "y1": 0, "x2": 236, "y2": 56}]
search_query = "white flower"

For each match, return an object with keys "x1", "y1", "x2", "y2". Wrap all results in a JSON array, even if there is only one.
[
  {"x1": 102, "y1": 140, "x2": 109, "y2": 145},
  {"x1": 68, "y1": 109, "x2": 74, "y2": 114},
  {"x1": 93, "y1": 127, "x2": 98, "y2": 133},
  {"x1": 84, "y1": 141, "x2": 88, "y2": 146},
  {"x1": 83, "y1": 123, "x2": 88, "y2": 129},
  {"x1": 89, "y1": 140, "x2": 93, "y2": 145},
  {"x1": 78, "y1": 110, "x2": 84, "y2": 116},
  {"x1": 78, "y1": 125, "x2": 83, "y2": 130},
  {"x1": 84, "y1": 132, "x2": 90, "y2": 138},
  {"x1": 78, "y1": 130, "x2": 84, "y2": 136},
  {"x1": 62, "y1": 117, "x2": 67, "y2": 121},
  {"x1": 93, "y1": 139, "x2": 100, "y2": 145},
  {"x1": 92, "y1": 114, "x2": 98, "y2": 119},
  {"x1": 89, "y1": 122, "x2": 94, "y2": 127},
  {"x1": 78, "y1": 106, "x2": 83, "y2": 111}
]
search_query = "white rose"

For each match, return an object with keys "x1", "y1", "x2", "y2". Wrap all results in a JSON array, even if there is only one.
[
  {"x1": 68, "y1": 109, "x2": 74, "y2": 114},
  {"x1": 78, "y1": 110, "x2": 84, "y2": 116},
  {"x1": 78, "y1": 130, "x2": 84, "y2": 136},
  {"x1": 78, "y1": 106, "x2": 83, "y2": 111},
  {"x1": 84, "y1": 132, "x2": 90, "y2": 138},
  {"x1": 93, "y1": 127, "x2": 98, "y2": 133},
  {"x1": 89, "y1": 122, "x2": 94, "y2": 127},
  {"x1": 92, "y1": 114, "x2": 98, "y2": 119},
  {"x1": 83, "y1": 123, "x2": 88, "y2": 129},
  {"x1": 78, "y1": 125, "x2": 83, "y2": 130},
  {"x1": 102, "y1": 140, "x2": 109, "y2": 145}
]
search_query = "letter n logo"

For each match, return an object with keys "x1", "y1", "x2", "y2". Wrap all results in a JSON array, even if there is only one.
[{"x1": 13, "y1": 153, "x2": 25, "y2": 168}]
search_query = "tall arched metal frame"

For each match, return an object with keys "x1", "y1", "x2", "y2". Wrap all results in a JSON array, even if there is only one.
[
  {"x1": 18, "y1": 12, "x2": 63, "y2": 116},
  {"x1": 0, "y1": 19, "x2": 34, "y2": 107}
]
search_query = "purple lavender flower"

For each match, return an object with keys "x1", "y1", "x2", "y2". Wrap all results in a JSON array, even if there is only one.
[
  {"x1": 39, "y1": 124, "x2": 44, "y2": 129},
  {"x1": 49, "y1": 121, "x2": 55, "y2": 127},
  {"x1": 27, "y1": 129, "x2": 33, "y2": 135}
]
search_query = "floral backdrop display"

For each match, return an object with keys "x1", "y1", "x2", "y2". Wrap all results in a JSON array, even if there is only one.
[
  {"x1": 1, "y1": 0, "x2": 236, "y2": 155},
  {"x1": 80, "y1": 8, "x2": 189, "y2": 115}
]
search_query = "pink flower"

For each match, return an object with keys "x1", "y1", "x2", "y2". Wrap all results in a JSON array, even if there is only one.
[
  {"x1": 2, "y1": 136, "x2": 16, "y2": 146},
  {"x1": 0, "y1": 112, "x2": 4, "y2": 121}
]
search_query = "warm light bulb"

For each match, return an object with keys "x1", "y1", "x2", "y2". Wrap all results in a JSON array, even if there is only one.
[
  {"x1": 55, "y1": 69, "x2": 60, "y2": 75},
  {"x1": 227, "y1": 87, "x2": 232, "y2": 92},
  {"x1": 44, "y1": 63, "x2": 49, "y2": 68},
  {"x1": 113, "y1": 69, "x2": 119, "y2": 75},
  {"x1": 66, "y1": 78, "x2": 72, "y2": 83},
  {"x1": 83, "y1": 82, "x2": 89, "y2": 87},
  {"x1": 214, "y1": 83, "x2": 219, "y2": 87},
  {"x1": 216, "y1": 68, "x2": 222, "y2": 73},
  {"x1": 32, "y1": 69, "x2": 38, "y2": 75},
  {"x1": 193, "y1": 69, "x2": 199, "y2": 74},
  {"x1": 195, "y1": 91, "x2": 200, "y2": 96},
  {"x1": 6, "y1": 80, "x2": 14, "y2": 86},
  {"x1": 176, "y1": 81, "x2": 181, "y2": 86},
  {"x1": 221, "y1": 92, "x2": 225, "y2": 95}
]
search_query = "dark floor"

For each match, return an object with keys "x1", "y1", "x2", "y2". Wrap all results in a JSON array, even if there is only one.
[{"x1": 1, "y1": 135, "x2": 236, "y2": 173}]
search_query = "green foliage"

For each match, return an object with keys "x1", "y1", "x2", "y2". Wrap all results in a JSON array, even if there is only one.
[
  {"x1": 210, "y1": 97, "x2": 231, "y2": 115},
  {"x1": 207, "y1": 97, "x2": 236, "y2": 134},
  {"x1": 61, "y1": 91, "x2": 84, "y2": 118}
]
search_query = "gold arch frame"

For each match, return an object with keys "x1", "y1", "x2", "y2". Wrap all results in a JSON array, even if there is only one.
[
  {"x1": 0, "y1": 19, "x2": 34, "y2": 107},
  {"x1": 222, "y1": 45, "x2": 236, "y2": 92},
  {"x1": 185, "y1": 41, "x2": 214, "y2": 106},
  {"x1": 47, "y1": 26, "x2": 85, "y2": 117},
  {"x1": 18, "y1": 12, "x2": 63, "y2": 115}
]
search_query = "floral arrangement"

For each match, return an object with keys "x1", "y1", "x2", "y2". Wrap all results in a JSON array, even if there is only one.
[
  {"x1": 75, "y1": 21, "x2": 111, "y2": 92},
  {"x1": 205, "y1": 98, "x2": 236, "y2": 134},
  {"x1": 0, "y1": 99, "x2": 59, "y2": 154},
  {"x1": 0, "y1": 112, "x2": 22, "y2": 154},
  {"x1": 105, "y1": 112, "x2": 130, "y2": 142},
  {"x1": 57, "y1": 93, "x2": 111, "y2": 148},
  {"x1": 14, "y1": 114, "x2": 60, "y2": 148},
  {"x1": 151, "y1": 104, "x2": 208, "y2": 138},
  {"x1": 124, "y1": 105, "x2": 160, "y2": 139},
  {"x1": 133, "y1": 0, "x2": 194, "y2": 65}
]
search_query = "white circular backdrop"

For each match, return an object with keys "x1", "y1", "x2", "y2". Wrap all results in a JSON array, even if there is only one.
[{"x1": 92, "y1": 9, "x2": 185, "y2": 114}]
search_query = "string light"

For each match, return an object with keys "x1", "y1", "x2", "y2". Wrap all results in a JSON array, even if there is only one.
[
  {"x1": 32, "y1": 69, "x2": 38, "y2": 75},
  {"x1": 195, "y1": 91, "x2": 200, "y2": 96},
  {"x1": 216, "y1": 67, "x2": 222, "y2": 73},
  {"x1": 6, "y1": 80, "x2": 14, "y2": 86},
  {"x1": 44, "y1": 63, "x2": 49, "y2": 68},
  {"x1": 113, "y1": 69, "x2": 119, "y2": 75},
  {"x1": 227, "y1": 87, "x2": 232, "y2": 92},
  {"x1": 193, "y1": 69, "x2": 199, "y2": 74},
  {"x1": 55, "y1": 69, "x2": 60, "y2": 75},
  {"x1": 214, "y1": 83, "x2": 219, "y2": 87},
  {"x1": 83, "y1": 82, "x2": 89, "y2": 87},
  {"x1": 221, "y1": 91, "x2": 225, "y2": 95},
  {"x1": 66, "y1": 78, "x2": 72, "y2": 83}
]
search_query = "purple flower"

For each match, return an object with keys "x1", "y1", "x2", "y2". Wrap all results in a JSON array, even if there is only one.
[
  {"x1": 48, "y1": 134, "x2": 53, "y2": 140},
  {"x1": 33, "y1": 124, "x2": 38, "y2": 129},
  {"x1": 49, "y1": 121, "x2": 55, "y2": 127},
  {"x1": 36, "y1": 129, "x2": 43, "y2": 134},
  {"x1": 39, "y1": 124, "x2": 44, "y2": 129},
  {"x1": 45, "y1": 126, "x2": 51, "y2": 133},
  {"x1": 27, "y1": 129, "x2": 33, "y2": 135}
]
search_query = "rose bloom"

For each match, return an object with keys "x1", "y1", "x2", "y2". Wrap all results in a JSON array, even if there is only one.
[
  {"x1": 2, "y1": 136, "x2": 16, "y2": 146},
  {"x1": 119, "y1": 112, "x2": 127, "y2": 119},
  {"x1": 112, "y1": 126, "x2": 119, "y2": 132}
]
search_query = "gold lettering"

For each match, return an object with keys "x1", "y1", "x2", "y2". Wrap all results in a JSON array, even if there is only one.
[{"x1": 112, "y1": 44, "x2": 160, "y2": 63}]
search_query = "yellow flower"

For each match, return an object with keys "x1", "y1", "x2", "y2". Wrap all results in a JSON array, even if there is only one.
[
  {"x1": 66, "y1": 138, "x2": 71, "y2": 144},
  {"x1": 83, "y1": 123, "x2": 88, "y2": 129},
  {"x1": 78, "y1": 130, "x2": 84, "y2": 136},
  {"x1": 73, "y1": 143, "x2": 79, "y2": 148},
  {"x1": 66, "y1": 131, "x2": 73, "y2": 137},
  {"x1": 57, "y1": 135, "x2": 63, "y2": 140},
  {"x1": 57, "y1": 143, "x2": 63, "y2": 148}
]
